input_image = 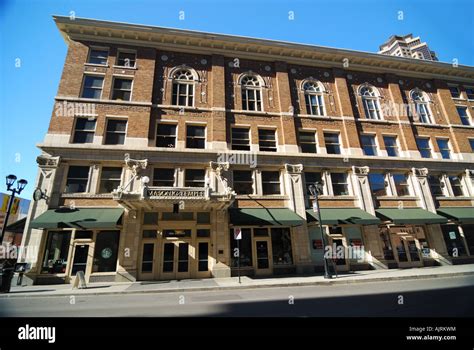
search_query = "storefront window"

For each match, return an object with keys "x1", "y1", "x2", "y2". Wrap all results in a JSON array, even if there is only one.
[
  {"x1": 271, "y1": 228, "x2": 293, "y2": 265},
  {"x1": 230, "y1": 228, "x2": 252, "y2": 267},
  {"x1": 42, "y1": 231, "x2": 72, "y2": 274},
  {"x1": 93, "y1": 230, "x2": 120, "y2": 272},
  {"x1": 462, "y1": 225, "x2": 474, "y2": 255},
  {"x1": 441, "y1": 225, "x2": 467, "y2": 256},
  {"x1": 379, "y1": 229, "x2": 394, "y2": 260}
]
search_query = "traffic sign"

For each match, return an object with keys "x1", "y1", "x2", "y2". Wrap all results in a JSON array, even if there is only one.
[{"x1": 234, "y1": 227, "x2": 242, "y2": 240}]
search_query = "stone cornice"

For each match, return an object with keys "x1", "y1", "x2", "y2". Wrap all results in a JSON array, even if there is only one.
[{"x1": 53, "y1": 16, "x2": 474, "y2": 83}]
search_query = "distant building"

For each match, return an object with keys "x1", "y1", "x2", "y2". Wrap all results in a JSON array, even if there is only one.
[
  {"x1": 379, "y1": 34, "x2": 438, "y2": 61},
  {"x1": 0, "y1": 193, "x2": 30, "y2": 245}
]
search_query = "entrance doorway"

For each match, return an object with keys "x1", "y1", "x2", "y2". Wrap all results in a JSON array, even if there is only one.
[
  {"x1": 254, "y1": 239, "x2": 272, "y2": 275},
  {"x1": 388, "y1": 227, "x2": 423, "y2": 267},
  {"x1": 161, "y1": 241, "x2": 191, "y2": 280},
  {"x1": 70, "y1": 244, "x2": 90, "y2": 280}
]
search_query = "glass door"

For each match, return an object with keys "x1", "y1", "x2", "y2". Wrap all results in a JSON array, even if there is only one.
[
  {"x1": 70, "y1": 244, "x2": 90, "y2": 278},
  {"x1": 161, "y1": 241, "x2": 191, "y2": 280},
  {"x1": 139, "y1": 243, "x2": 156, "y2": 280},
  {"x1": 254, "y1": 240, "x2": 272, "y2": 275},
  {"x1": 196, "y1": 241, "x2": 211, "y2": 277}
]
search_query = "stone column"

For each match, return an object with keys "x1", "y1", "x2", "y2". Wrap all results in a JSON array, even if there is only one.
[
  {"x1": 116, "y1": 209, "x2": 139, "y2": 282},
  {"x1": 411, "y1": 167, "x2": 435, "y2": 212},
  {"x1": 19, "y1": 155, "x2": 61, "y2": 284},
  {"x1": 211, "y1": 209, "x2": 231, "y2": 278},
  {"x1": 352, "y1": 166, "x2": 374, "y2": 214}
]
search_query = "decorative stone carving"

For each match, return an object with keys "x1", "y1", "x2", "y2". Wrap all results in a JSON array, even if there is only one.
[
  {"x1": 36, "y1": 155, "x2": 61, "y2": 168},
  {"x1": 285, "y1": 164, "x2": 303, "y2": 174},
  {"x1": 412, "y1": 167, "x2": 429, "y2": 177},
  {"x1": 124, "y1": 153, "x2": 148, "y2": 176},
  {"x1": 209, "y1": 161, "x2": 232, "y2": 195},
  {"x1": 466, "y1": 169, "x2": 474, "y2": 178},
  {"x1": 352, "y1": 166, "x2": 370, "y2": 175}
]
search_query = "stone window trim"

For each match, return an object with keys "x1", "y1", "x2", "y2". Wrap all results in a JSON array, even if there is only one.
[
  {"x1": 410, "y1": 88, "x2": 433, "y2": 124},
  {"x1": 447, "y1": 84, "x2": 462, "y2": 99},
  {"x1": 323, "y1": 130, "x2": 342, "y2": 155},
  {"x1": 103, "y1": 117, "x2": 128, "y2": 145},
  {"x1": 86, "y1": 46, "x2": 109, "y2": 66},
  {"x1": 326, "y1": 171, "x2": 352, "y2": 197},
  {"x1": 416, "y1": 136, "x2": 433, "y2": 159},
  {"x1": 358, "y1": 83, "x2": 383, "y2": 121},
  {"x1": 455, "y1": 105, "x2": 472, "y2": 126},
  {"x1": 435, "y1": 138, "x2": 453, "y2": 160},
  {"x1": 389, "y1": 172, "x2": 413, "y2": 197},
  {"x1": 110, "y1": 76, "x2": 134, "y2": 102},
  {"x1": 169, "y1": 65, "x2": 199, "y2": 108},
  {"x1": 62, "y1": 164, "x2": 93, "y2": 194},
  {"x1": 301, "y1": 79, "x2": 326, "y2": 116},
  {"x1": 446, "y1": 174, "x2": 466, "y2": 198},
  {"x1": 80, "y1": 74, "x2": 105, "y2": 100},
  {"x1": 115, "y1": 49, "x2": 137, "y2": 69},
  {"x1": 239, "y1": 73, "x2": 265, "y2": 112}
]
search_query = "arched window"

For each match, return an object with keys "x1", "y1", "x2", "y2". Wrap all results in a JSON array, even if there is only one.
[
  {"x1": 359, "y1": 85, "x2": 382, "y2": 120},
  {"x1": 410, "y1": 89, "x2": 432, "y2": 124},
  {"x1": 171, "y1": 68, "x2": 196, "y2": 107},
  {"x1": 241, "y1": 74, "x2": 263, "y2": 111},
  {"x1": 303, "y1": 81, "x2": 325, "y2": 116}
]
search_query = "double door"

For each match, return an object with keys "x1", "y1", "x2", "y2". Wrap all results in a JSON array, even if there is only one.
[{"x1": 390, "y1": 235, "x2": 422, "y2": 267}]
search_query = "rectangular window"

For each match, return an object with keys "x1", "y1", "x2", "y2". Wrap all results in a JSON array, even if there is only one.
[
  {"x1": 116, "y1": 51, "x2": 136, "y2": 68},
  {"x1": 233, "y1": 170, "x2": 253, "y2": 195},
  {"x1": 197, "y1": 212, "x2": 210, "y2": 224},
  {"x1": 271, "y1": 228, "x2": 293, "y2": 265},
  {"x1": 331, "y1": 173, "x2": 349, "y2": 196},
  {"x1": 142, "y1": 230, "x2": 157, "y2": 238},
  {"x1": 393, "y1": 174, "x2": 410, "y2": 196},
  {"x1": 99, "y1": 167, "x2": 122, "y2": 193},
  {"x1": 81, "y1": 75, "x2": 104, "y2": 99},
  {"x1": 369, "y1": 173, "x2": 386, "y2": 197},
  {"x1": 72, "y1": 118, "x2": 96, "y2": 144},
  {"x1": 258, "y1": 129, "x2": 277, "y2": 152},
  {"x1": 470, "y1": 139, "x2": 474, "y2": 152},
  {"x1": 324, "y1": 132, "x2": 341, "y2": 154},
  {"x1": 262, "y1": 171, "x2": 281, "y2": 195},
  {"x1": 185, "y1": 169, "x2": 205, "y2": 187},
  {"x1": 449, "y1": 86, "x2": 461, "y2": 99},
  {"x1": 299, "y1": 131, "x2": 317, "y2": 153},
  {"x1": 361, "y1": 135, "x2": 378, "y2": 156},
  {"x1": 449, "y1": 176, "x2": 464, "y2": 197},
  {"x1": 105, "y1": 119, "x2": 127, "y2": 145},
  {"x1": 428, "y1": 175, "x2": 444, "y2": 197},
  {"x1": 65, "y1": 166, "x2": 89, "y2": 193},
  {"x1": 416, "y1": 137, "x2": 432, "y2": 158},
  {"x1": 436, "y1": 139, "x2": 451, "y2": 159},
  {"x1": 383, "y1": 136, "x2": 399, "y2": 157},
  {"x1": 41, "y1": 231, "x2": 72, "y2": 274},
  {"x1": 153, "y1": 168, "x2": 175, "y2": 187},
  {"x1": 198, "y1": 242, "x2": 209, "y2": 272},
  {"x1": 186, "y1": 125, "x2": 206, "y2": 149},
  {"x1": 111, "y1": 78, "x2": 132, "y2": 101},
  {"x1": 92, "y1": 231, "x2": 119, "y2": 273},
  {"x1": 87, "y1": 48, "x2": 108, "y2": 65},
  {"x1": 231, "y1": 128, "x2": 250, "y2": 151},
  {"x1": 456, "y1": 106, "x2": 471, "y2": 126},
  {"x1": 156, "y1": 123, "x2": 177, "y2": 148},
  {"x1": 304, "y1": 172, "x2": 322, "y2": 195},
  {"x1": 465, "y1": 88, "x2": 474, "y2": 100},
  {"x1": 143, "y1": 212, "x2": 158, "y2": 225},
  {"x1": 141, "y1": 243, "x2": 154, "y2": 272}
]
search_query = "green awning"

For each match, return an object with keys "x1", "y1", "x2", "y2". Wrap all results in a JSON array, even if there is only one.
[
  {"x1": 229, "y1": 208, "x2": 305, "y2": 226},
  {"x1": 306, "y1": 208, "x2": 380, "y2": 225},
  {"x1": 376, "y1": 208, "x2": 448, "y2": 225},
  {"x1": 30, "y1": 208, "x2": 124, "y2": 229},
  {"x1": 437, "y1": 207, "x2": 474, "y2": 224}
]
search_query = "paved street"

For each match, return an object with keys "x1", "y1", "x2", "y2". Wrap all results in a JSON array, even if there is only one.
[{"x1": 1, "y1": 275, "x2": 473, "y2": 317}]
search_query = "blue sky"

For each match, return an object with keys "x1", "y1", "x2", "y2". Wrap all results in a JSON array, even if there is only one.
[{"x1": 1, "y1": 0, "x2": 473, "y2": 199}]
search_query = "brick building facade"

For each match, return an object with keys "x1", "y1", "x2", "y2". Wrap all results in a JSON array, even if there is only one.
[{"x1": 20, "y1": 16, "x2": 474, "y2": 284}]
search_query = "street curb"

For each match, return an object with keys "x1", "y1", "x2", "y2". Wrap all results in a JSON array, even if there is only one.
[{"x1": 1, "y1": 270, "x2": 474, "y2": 299}]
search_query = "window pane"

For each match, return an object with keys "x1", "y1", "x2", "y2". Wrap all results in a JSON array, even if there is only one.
[
  {"x1": 153, "y1": 168, "x2": 175, "y2": 186},
  {"x1": 88, "y1": 49, "x2": 108, "y2": 65},
  {"x1": 262, "y1": 171, "x2": 280, "y2": 195},
  {"x1": 304, "y1": 172, "x2": 322, "y2": 194},
  {"x1": 233, "y1": 170, "x2": 253, "y2": 195},
  {"x1": 117, "y1": 51, "x2": 136, "y2": 67},
  {"x1": 65, "y1": 166, "x2": 89, "y2": 193},
  {"x1": 383, "y1": 136, "x2": 399, "y2": 157},
  {"x1": 99, "y1": 167, "x2": 122, "y2": 193},
  {"x1": 361, "y1": 135, "x2": 377, "y2": 156},
  {"x1": 449, "y1": 176, "x2": 464, "y2": 197},
  {"x1": 299, "y1": 132, "x2": 317, "y2": 153},
  {"x1": 198, "y1": 242, "x2": 209, "y2": 271},
  {"x1": 143, "y1": 212, "x2": 158, "y2": 225},
  {"x1": 331, "y1": 173, "x2": 348, "y2": 195},
  {"x1": 428, "y1": 176, "x2": 444, "y2": 197},
  {"x1": 456, "y1": 107, "x2": 470, "y2": 126},
  {"x1": 449, "y1": 86, "x2": 460, "y2": 98},
  {"x1": 92, "y1": 231, "x2": 119, "y2": 272},
  {"x1": 186, "y1": 126, "x2": 206, "y2": 149},
  {"x1": 197, "y1": 212, "x2": 210, "y2": 224},
  {"x1": 156, "y1": 124, "x2": 177, "y2": 148},
  {"x1": 112, "y1": 78, "x2": 132, "y2": 101},
  {"x1": 232, "y1": 128, "x2": 250, "y2": 150},
  {"x1": 271, "y1": 228, "x2": 293, "y2": 265},
  {"x1": 416, "y1": 138, "x2": 431, "y2": 158},
  {"x1": 82, "y1": 76, "x2": 103, "y2": 99},
  {"x1": 141, "y1": 243, "x2": 154, "y2": 272},
  {"x1": 185, "y1": 169, "x2": 205, "y2": 187},
  {"x1": 369, "y1": 173, "x2": 386, "y2": 196},
  {"x1": 393, "y1": 174, "x2": 410, "y2": 196},
  {"x1": 259, "y1": 129, "x2": 276, "y2": 151},
  {"x1": 41, "y1": 231, "x2": 72, "y2": 274},
  {"x1": 436, "y1": 139, "x2": 451, "y2": 159},
  {"x1": 324, "y1": 132, "x2": 341, "y2": 154}
]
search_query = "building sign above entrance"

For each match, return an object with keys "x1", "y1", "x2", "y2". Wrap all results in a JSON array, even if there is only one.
[{"x1": 146, "y1": 187, "x2": 206, "y2": 200}]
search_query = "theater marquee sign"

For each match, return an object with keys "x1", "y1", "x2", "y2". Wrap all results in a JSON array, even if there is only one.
[{"x1": 146, "y1": 187, "x2": 207, "y2": 200}]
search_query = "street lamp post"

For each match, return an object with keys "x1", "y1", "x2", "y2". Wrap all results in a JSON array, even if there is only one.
[
  {"x1": 309, "y1": 181, "x2": 333, "y2": 279},
  {"x1": 0, "y1": 174, "x2": 28, "y2": 244}
]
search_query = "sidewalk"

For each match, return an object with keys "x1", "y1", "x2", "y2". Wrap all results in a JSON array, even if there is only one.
[{"x1": 2, "y1": 264, "x2": 474, "y2": 298}]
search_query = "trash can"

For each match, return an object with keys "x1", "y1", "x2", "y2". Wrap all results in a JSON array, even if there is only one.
[{"x1": 0, "y1": 262, "x2": 15, "y2": 293}]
